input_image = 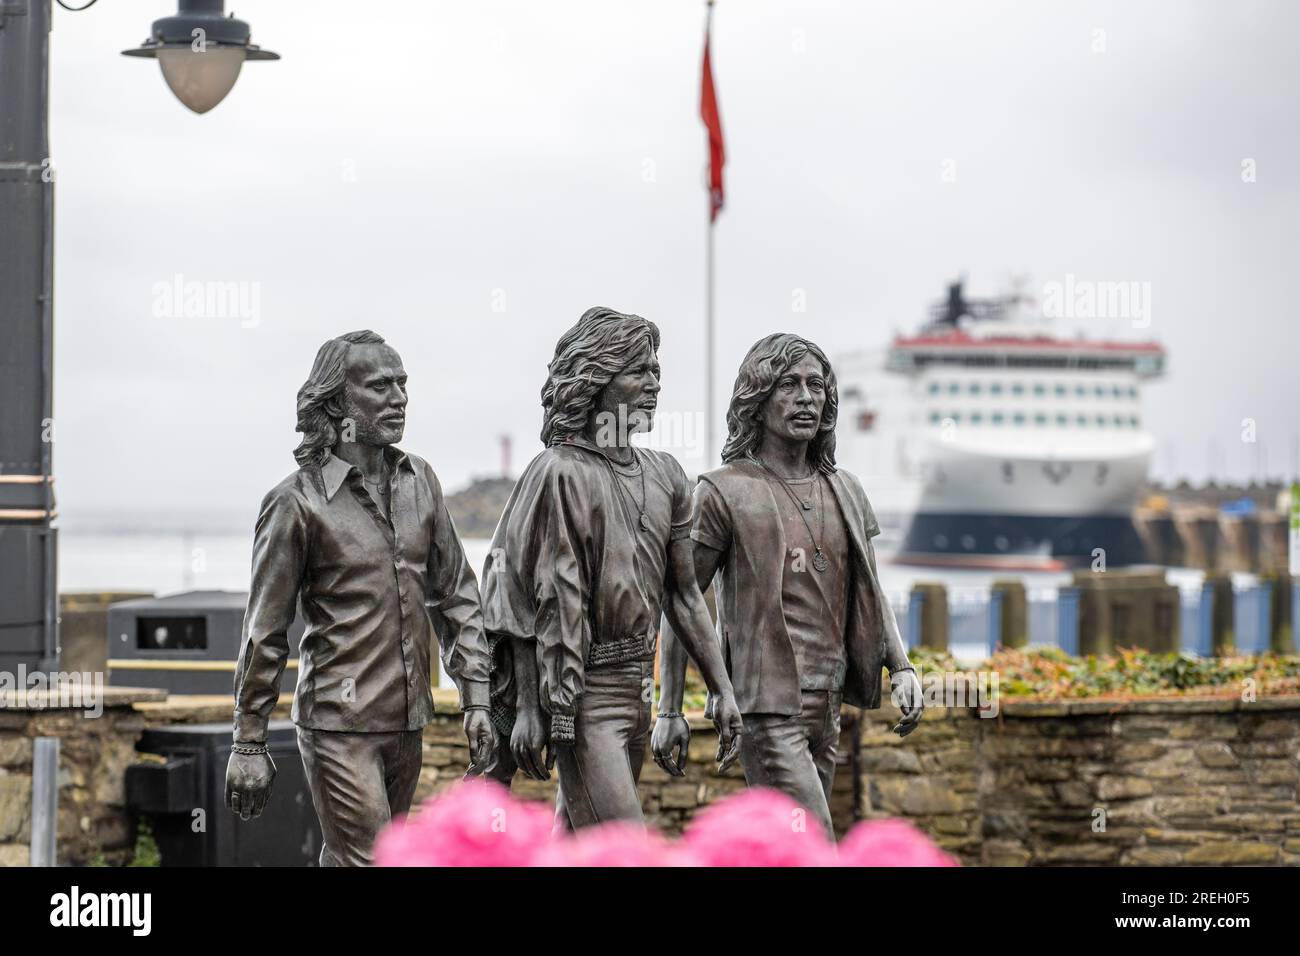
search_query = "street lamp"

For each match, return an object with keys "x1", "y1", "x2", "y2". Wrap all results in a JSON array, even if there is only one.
[{"x1": 121, "y1": 0, "x2": 278, "y2": 114}]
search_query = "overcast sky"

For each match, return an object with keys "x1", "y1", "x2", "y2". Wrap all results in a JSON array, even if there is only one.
[{"x1": 47, "y1": 0, "x2": 1300, "y2": 525}]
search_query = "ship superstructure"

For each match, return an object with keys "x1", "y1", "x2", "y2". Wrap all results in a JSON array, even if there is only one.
[{"x1": 837, "y1": 281, "x2": 1166, "y2": 568}]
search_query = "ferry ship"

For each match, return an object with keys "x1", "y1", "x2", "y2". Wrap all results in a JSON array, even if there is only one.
[{"x1": 836, "y1": 280, "x2": 1166, "y2": 570}]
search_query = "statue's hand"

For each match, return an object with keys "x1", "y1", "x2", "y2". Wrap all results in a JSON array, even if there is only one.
[
  {"x1": 711, "y1": 692, "x2": 744, "y2": 773},
  {"x1": 651, "y1": 714, "x2": 690, "y2": 777},
  {"x1": 225, "y1": 748, "x2": 276, "y2": 821},
  {"x1": 509, "y1": 704, "x2": 550, "y2": 781},
  {"x1": 890, "y1": 670, "x2": 925, "y2": 737},
  {"x1": 464, "y1": 709, "x2": 498, "y2": 776}
]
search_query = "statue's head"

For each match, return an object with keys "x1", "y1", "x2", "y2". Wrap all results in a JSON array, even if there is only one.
[
  {"x1": 293, "y1": 330, "x2": 408, "y2": 467},
  {"x1": 721, "y1": 333, "x2": 838, "y2": 473},
  {"x1": 540, "y1": 306, "x2": 662, "y2": 447}
]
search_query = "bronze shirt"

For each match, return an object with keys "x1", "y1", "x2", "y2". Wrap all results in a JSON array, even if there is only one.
[
  {"x1": 758, "y1": 473, "x2": 851, "y2": 692},
  {"x1": 688, "y1": 460, "x2": 910, "y2": 716},
  {"x1": 481, "y1": 440, "x2": 692, "y2": 728},
  {"x1": 232, "y1": 447, "x2": 490, "y2": 742}
]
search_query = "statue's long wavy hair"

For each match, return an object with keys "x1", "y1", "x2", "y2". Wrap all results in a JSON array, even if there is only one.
[
  {"x1": 721, "y1": 333, "x2": 839, "y2": 474},
  {"x1": 293, "y1": 330, "x2": 386, "y2": 467},
  {"x1": 540, "y1": 307, "x2": 660, "y2": 446}
]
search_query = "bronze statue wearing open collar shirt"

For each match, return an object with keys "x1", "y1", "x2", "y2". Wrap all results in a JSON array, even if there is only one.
[{"x1": 233, "y1": 447, "x2": 491, "y2": 741}]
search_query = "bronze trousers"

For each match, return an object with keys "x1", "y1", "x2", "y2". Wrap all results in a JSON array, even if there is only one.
[
  {"x1": 553, "y1": 657, "x2": 653, "y2": 830},
  {"x1": 738, "y1": 688, "x2": 841, "y2": 837},
  {"x1": 297, "y1": 725, "x2": 423, "y2": 867}
]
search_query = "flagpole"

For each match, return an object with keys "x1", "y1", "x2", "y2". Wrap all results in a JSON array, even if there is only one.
[
  {"x1": 706, "y1": 187, "x2": 715, "y2": 469},
  {"x1": 704, "y1": 0, "x2": 716, "y2": 470}
]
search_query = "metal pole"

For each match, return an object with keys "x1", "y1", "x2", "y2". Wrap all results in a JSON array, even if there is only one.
[
  {"x1": 30, "y1": 737, "x2": 58, "y2": 866},
  {"x1": 0, "y1": 0, "x2": 59, "y2": 673},
  {"x1": 706, "y1": 215, "x2": 714, "y2": 468},
  {"x1": 703, "y1": 0, "x2": 716, "y2": 470}
]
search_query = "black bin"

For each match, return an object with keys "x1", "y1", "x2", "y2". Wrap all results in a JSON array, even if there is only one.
[
  {"x1": 106, "y1": 590, "x2": 304, "y2": 695},
  {"x1": 126, "y1": 720, "x2": 321, "y2": 866}
]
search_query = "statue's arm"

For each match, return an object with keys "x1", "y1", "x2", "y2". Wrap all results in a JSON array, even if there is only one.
[
  {"x1": 662, "y1": 537, "x2": 732, "y2": 700},
  {"x1": 865, "y1": 536, "x2": 923, "y2": 736},
  {"x1": 423, "y1": 461, "x2": 490, "y2": 711},
  {"x1": 233, "y1": 487, "x2": 307, "y2": 745},
  {"x1": 532, "y1": 458, "x2": 590, "y2": 745},
  {"x1": 866, "y1": 537, "x2": 912, "y2": 674},
  {"x1": 658, "y1": 539, "x2": 724, "y2": 713},
  {"x1": 507, "y1": 635, "x2": 552, "y2": 779}
]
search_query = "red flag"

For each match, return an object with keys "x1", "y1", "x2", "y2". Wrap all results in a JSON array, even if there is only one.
[{"x1": 700, "y1": 17, "x2": 725, "y2": 222}]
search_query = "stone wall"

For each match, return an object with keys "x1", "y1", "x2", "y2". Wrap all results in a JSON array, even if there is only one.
[
  {"x1": 858, "y1": 695, "x2": 1300, "y2": 866},
  {"x1": 1, "y1": 688, "x2": 1296, "y2": 865},
  {"x1": 0, "y1": 688, "x2": 164, "y2": 866}
]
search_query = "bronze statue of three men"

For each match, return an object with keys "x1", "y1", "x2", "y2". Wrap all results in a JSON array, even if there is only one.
[{"x1": 226, "y1": 309, "x2": 923, "y2": 865}]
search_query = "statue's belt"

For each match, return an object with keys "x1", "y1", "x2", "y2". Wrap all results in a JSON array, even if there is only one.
[
  {"x1": 484, "y1": 630, "x2": 655, "y2": 738},
  {"x1": 586, "y1": 632, "x2": 657, "y2": 668}
]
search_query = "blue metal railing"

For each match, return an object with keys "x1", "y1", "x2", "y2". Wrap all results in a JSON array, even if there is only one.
[
  {"x1": 1179, "y1": 586, "x2": 1208, "y2": 655},
  {"x1": 890, "y1": 579, "x2": 1295, "y2": 658},
  {"x1": 1028, "y1": 594, "x2": 1058, "y2": 648},
  {"x1": 1233, "y1": 582, "x2": 1272, "y2": 654},
  {"x1": 1056, "y1": 587, "x2": 1080, "y2": 656},
  {"x1": 905, "y1": 589, "x2": 922, "y2": 650}
]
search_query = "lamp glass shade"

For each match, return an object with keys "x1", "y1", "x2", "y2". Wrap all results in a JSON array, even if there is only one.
[{"x1": 156, "y1": 47, "x2": 246, "y2": 114}]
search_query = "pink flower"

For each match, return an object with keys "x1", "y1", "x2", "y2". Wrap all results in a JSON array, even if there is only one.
[
  {"x1": 373, "y1": 779, "x2": 554, "y2": 867},
  {"x1": 836, "y1": 818, "x2": 959, "y2": 867},
  {"x1": 536, "y1": 822, "x2": 683, "y2": 867},
  {"x1": 680, "y1": 788, "x2": 836, "y2": 867}
]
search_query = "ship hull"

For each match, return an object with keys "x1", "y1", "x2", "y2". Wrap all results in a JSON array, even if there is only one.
[
  {"x1": 893, "y1": 437, "x2": 1152, "y2": 568},
  {"x1": 896, "y1": 511, "x2": 1147, "y2": 569}
]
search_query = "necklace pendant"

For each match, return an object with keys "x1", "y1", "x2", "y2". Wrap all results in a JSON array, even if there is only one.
[
  {"x1": 639, "y1": 512, "x2": 651, "y2": 532},
  {"x1": 812, "y1": 549, "x2": 828, "y2": 573}
]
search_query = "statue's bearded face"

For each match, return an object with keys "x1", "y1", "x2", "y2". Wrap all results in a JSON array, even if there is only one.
[
  {"x1": 592, "y1": 339, "x2": 661, "y2": 440},
  {"x1": 758, "y1": 353, "x2": 827, "y2": 445},
  {"x1": 336, "y1": 343, "x2": 408, "y2": 448}
]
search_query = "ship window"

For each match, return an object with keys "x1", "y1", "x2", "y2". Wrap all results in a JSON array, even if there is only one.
[
  {"x1": 1034, "y1": 413, "x2": 1047, "y2": 425},
  {"x1": 1033, "y1": 383, "x2": 1046, "y2": 397},
  {"x1": 969, "y1": 382, "x2": 982, "y2": 395},
  {"x1": 1055, "y1": 384, "x2": 1067, "y2": 397},
  {"x1": 990, "y1": 383, "x2": 1003, "y2": 396},
  {"x1": 1011, "y1": 383, "x2": 1024, "y2": 396},
  {"x1": 1112, "y1": 386, "x2": 1123, "y2": 398},
  {"x1": 970, "y1": 412, "x2": 983, "y2": 424},
  {"x1": 1077, "y1": 415, "x2": 1088, "y2": 426},
  {"x1": 1113, "y1": 414, "x2": 1124, "y2": 426},
  {"x1": 948, "y1": 382, "x2": 960, "y2": 394},
  {"x1": 991, "y1": 412, "x2": 1004, "y2": 425},
  {"x1": 1013, "y1": 412, "x2": 1026, "y2": 425},
  {"x1": 1095, "y1": 385, "x2": 1106, "y2": 397},
  {"x1": 928, "y1": 382, "x2": 940, "y2": 395},
  {"x1": 1096, "y1": 415, "x2": 1106, "y2": 426},
  {"x1": 1128, "y1": 386, "x2": 1138, "y2": 399},
  {"x1": 950, "y1": 412, "x2": 962, "y2": 423},
  {"x1": 929, "y1": 411, "x2": 941, "y2": 424},
  {"x1": 1130, "y1": 415, "x2": 1139, "y2": 426},
  {"x1": 1056, "y1": 413, "x2": 1068, "y2": 426},
  {"x1": 1075, "y1": 384, "x2": 1086, "y2": 397}
]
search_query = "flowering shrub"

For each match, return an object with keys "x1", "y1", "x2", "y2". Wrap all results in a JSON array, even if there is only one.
[
  {"x1": 374, "y1": 780, "x2": 957, "y2": 867},
  {"x1": 911, "y1": 646, "x2": 1300, "y2": 699},
  {"x1": 373, "y1": 778, "x2": 553, "y2": 867}
]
